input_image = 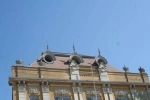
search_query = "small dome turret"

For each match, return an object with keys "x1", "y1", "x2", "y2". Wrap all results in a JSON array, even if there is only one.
[
  {"x1": 95, "y1": 49, "x2": 107, "y2": 65},
  {"x1": 37, "y1": 46, "x2": 56, "y2": 66},
  {"x1": 68, "y1": 45, "x2": 84, "y2": 65}
]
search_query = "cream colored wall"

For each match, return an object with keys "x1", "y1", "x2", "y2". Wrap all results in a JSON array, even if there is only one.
[
  {"x1": 10, "y1": 66, "x2": 150, "y2": 100},
  {"x1": 108, "y1": 72, "x2": 126, "y2": 82},
  {"x1": 12, "y1": 82, "x2": 150, "y2": 100},
  {"x1": 40, "y1": 69, "x2": 70, "y2": 79},
  {"x1": 12, "y1": 66, "x2": 149, "y2": 83},
  {"x1": 127, "y1": 73, "x2": 143, "y2": 82},
  {"x1": 12, "y1": 85, "x2": 17, "y2": 100},
  {"x1": 18, "y1": 68, "x2": 39, "y2": 78}
]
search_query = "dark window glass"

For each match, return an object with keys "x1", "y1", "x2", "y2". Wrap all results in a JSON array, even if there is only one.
[
  {"x1": 29, "y1": 96, "x2": 39, "y2": 100},
  {"x1": 54, "y1": 96, "x2": 71, "y2": 100},
  {"x1": 115, "y1": 97, "x2": 128, "y2": 100},
  {"x1": 86, "y1": 97, "x2": 100, "y2": 100}
]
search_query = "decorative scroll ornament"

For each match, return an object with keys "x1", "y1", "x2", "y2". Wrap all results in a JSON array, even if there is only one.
[
  {"x1": 55, "y1": 89, "x2": 70, "y2": 94},
  {"x1": 42, "y1": 86, "x2": 49, "y2": 93},
  {"x1": 99, "y1": 62, "x2": 107, "y2": 71},
  {"x1": 114, "y1": 90, "x2": 128, "y2": 95},
  {"x1": 18, "y1": 86, "x2": 25, "y2": 92},
  {"x1": 29, "y1": 87, "x2": 39, "y2": 94},
  {"x1": 86, "y1": 89, "x2": 100, "y2": 94},
  {"x1": 70, "y1": 60, "x2": 78, "y2": 68}
]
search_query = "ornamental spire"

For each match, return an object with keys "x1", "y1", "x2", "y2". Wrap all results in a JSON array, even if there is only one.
[
  {"x1": 47, "y1": 45, "x2": 49, "y2": 51},
  {"x1": 73, "y1": 44, "x2": 76, "y2": 53},
  {"x1": 98, "y1": 48, "x2": 101, "y2": 56}
]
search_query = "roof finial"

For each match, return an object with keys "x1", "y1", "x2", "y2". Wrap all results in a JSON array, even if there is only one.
[
  {"x1": 73, "y1": 44, "x2": 75, "y2": 53},
  {"x1": 123, "y1": 65, "x2": 129, "y2": 72},
  {"x1": 47, "y1": 45, "x2": 49, "y2": 50},
  {"x1": 98, "y1": 48, "x2": 100, "y2": 56}
]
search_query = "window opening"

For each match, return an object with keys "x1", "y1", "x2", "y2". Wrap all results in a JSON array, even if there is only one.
[
  {"x1": 29, "y1": 96, "x2": 39, "y2": 100},
  {"x1": 54, "y1": 96, "x2": 71, "y2": 100}
]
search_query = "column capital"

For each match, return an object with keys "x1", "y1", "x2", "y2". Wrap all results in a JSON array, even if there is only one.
[
  {"x1": 17, "y1": 81, "x2": 26, "y2": 86},
  {"x1": 72, "y1": 87, "x2": 78, "y2": 93},
  {"x1": 41, "y1": 82, "x2": 50, "y2": 86},
  {"x1": 77, "y1": 87, "x2": 83, "y2": 93}
]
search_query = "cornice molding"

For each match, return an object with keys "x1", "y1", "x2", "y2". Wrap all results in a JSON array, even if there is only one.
[{"x1": 9, "y1": 77, "x2": 150, "y2": 86}]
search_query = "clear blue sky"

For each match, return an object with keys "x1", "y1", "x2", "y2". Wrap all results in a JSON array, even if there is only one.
[{"x1": 1, "y1": 0, "x2": 150, "y2": 99}]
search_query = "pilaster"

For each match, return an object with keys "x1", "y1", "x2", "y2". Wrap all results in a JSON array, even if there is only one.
[
  {"x1": 69, "y1": 60, "x2": 80, "y2": 80},
  {"x1": 78, "y1": 83, "x2": 83, "y2": 100},
  {"x1": 130, "y1": 85, "x2": 138, "y2": 100},
  {"x1": 102, "y1": 84, "x2": 109, "y2": 100},
  {"x1": 99, "y1": 70, "x2": 109, "y2": 81},
  {"x1": 72, "y1": 86, "x2": 79, "y2": 100},
  {"x1": 107, "y1": 85, "x2": 113, "y2": 100},
  {"x1": 98, "y1": 62, "x2": 109, "y2": 81},
  {"x1": 18, "y1": 81, "x2": 26, "y2": 100},
  {"x1": 41, "y1": 82, "x2": 50, "y2": 100},
  {"x1": 146, "y1": 86, "x2": 150, "y2": 100},
  {"x1": 102, "y1": 84, "x2": 114, "y2": 100}
]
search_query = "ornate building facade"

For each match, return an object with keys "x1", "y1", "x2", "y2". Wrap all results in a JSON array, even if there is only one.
[{"x1": 9, "y1": 47, "x2": 150, "y2": 100}]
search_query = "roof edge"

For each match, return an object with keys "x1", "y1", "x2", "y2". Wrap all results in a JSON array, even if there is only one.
[{"x1": 52, "y1": 52, "x2": 95, "y2": 58}]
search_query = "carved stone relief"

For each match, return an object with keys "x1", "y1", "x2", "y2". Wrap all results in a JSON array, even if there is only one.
[
  {"x1": 99, "y1": 62, "x2": 107, "y2": 71},
  {"x1": 55, "y1": 89, "x2": 70, "y2": 94},
  {"x1": 29, "y1": 87, "x2": 39, "y2": 94},
  {"x1": 114, "y1": 89, "x2": 132, "y2": 100},
  {"x1": 70, "y1": 60, "x2": 80, "y2": 80},
  {"x1": 114, "y1": 89, "x2": 148, "y2": 100},
  {"x1": 70, "y1": 60, "x2": 78, "y2": 68},
  {"x1": 114, "y1": 90, "x2": 128, "y2": 96},
  {"x1": 42, "y1": 86, "x2": 49, "y2": 93},
  {"x1": 86, "y1": 89, "x2": 100, "y2": 95},
  {"x1": 18, "y1": 85, "x2": 25, "y2": 92}
]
